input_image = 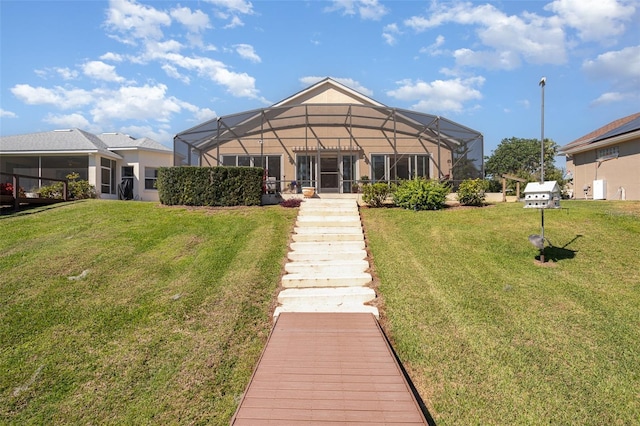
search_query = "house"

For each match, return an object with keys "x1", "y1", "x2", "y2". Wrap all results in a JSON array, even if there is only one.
[
  {"x1": 174, "y1": 78, "x2": 484, "y2": 194},
  {"x1": 0, "y1": 129, "x2": 173, "y2": 201},
  {"x1": 559, "y1": 112, "x2": 640, "y2": 200}
]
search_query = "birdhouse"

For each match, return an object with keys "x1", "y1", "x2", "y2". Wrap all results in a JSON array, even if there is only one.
[{"x1": 523, "y1": 181, "x2": 561, "y2": 209}]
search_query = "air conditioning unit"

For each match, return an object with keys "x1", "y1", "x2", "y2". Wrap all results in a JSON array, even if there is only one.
[{"x1": 593, "y1": 179, "x2": 606, "y2": 200}]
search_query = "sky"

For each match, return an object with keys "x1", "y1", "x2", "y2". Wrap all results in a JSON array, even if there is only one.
[{"x1": 1, "y1": 0, "x2": 639, "y2": 166}]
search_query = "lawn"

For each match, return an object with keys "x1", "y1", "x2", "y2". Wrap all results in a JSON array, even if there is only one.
[
  {"x1": 0, "y1": 200, "x2": 297, "y2": 425},
  {"x1": 361, "y1": 200, "x2": 640, "y2": 425},
  {"x1": 2, "y1": 199, "x2": 639, "y2": 425}
]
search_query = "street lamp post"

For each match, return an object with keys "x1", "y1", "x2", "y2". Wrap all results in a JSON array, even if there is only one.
[{"x1": 539, "y1": 77, "x2": 546, "y2": 262}]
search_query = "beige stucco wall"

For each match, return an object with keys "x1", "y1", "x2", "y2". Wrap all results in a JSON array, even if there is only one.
[
  {"x1": 566, "y1": 138, "x2": 640, "y2": 200},
  {"x1": 116, "y1": 149, "x2": 173, "y2": 201}
]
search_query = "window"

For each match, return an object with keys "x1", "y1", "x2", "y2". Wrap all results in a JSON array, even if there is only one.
[
  {"x1": 371, "y1": 154, "x2": 431, "y2": 183},
  {"x1": 371, "y1": 155, "x2": 386, "y2": 182},
  {"x1": 296, "y1": 155, "x2": 317, "y2": 187},
  {"x1": 101, "y1": 157, "x2": 116, "y2": 194},
  {"x1": 596, "y1": 146, "x2": 619, "y2": 160},
  {"x1": 342, "y1": 155, "x2": 356, "y2": 193},
  {"x1": 145, "y1": 167, "x2": 158, "y2": 190}
]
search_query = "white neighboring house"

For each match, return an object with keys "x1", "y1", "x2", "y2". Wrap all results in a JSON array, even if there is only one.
[{"x1": 0, "y1": 128, "x2": 173, "y2": 201}]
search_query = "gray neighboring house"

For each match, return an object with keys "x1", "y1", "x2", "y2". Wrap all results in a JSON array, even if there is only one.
[{"x1": 0, "y1": 128, "x2": 173, "y2": 201}]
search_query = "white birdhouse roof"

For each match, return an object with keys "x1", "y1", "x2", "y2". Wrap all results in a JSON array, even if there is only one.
[{"x1": 523, "y1": 181, "x2": 560, "y2": 193}]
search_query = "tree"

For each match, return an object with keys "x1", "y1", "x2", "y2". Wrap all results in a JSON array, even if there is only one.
[{"x1": 485, "y1": 137, "x2": 560, "y2": 181}]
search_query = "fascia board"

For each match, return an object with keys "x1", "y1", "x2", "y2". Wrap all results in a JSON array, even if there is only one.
[{"x1": 560, "y1": 130, "x2": 640, "y2": 155}]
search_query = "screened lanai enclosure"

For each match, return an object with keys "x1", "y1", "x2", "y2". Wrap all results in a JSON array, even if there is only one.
[{"x1": 174, "y1": 80, "x2": 483, "y2": 194}]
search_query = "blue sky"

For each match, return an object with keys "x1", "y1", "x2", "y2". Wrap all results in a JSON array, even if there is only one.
[{"x1": 1, "y1": 0, "x2": 639, "y2": 165}]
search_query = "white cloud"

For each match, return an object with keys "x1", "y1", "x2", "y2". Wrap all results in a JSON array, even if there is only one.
[
  {"x1": 11, "y1": 84, "x2": 94, "y2": 109},
  {"x1": 299, "y1": 76, "x2": 374, "y2": 97},
  {"x1": 170, "y1": 6, "x2": 211, "y2": 32},
  {"x1": 205, "y1": 0, "x2": 254, "y2": 15},
  {"x1": 106, "y1": 0, "x2": 171, "y2": 42},
  {"x1": 589, "y1": 91, "x2": 633, "y2": 106},
  {"x1": 420, "y1": 35, "x2": 446, "y2": 56},
  {"x1": 162, "y1": 64, "x2": 191, "y2": 84},
  {"x1": 55, "y1": 67, "x2": 79, "y2": 80},
  {"x1": 404, "y1": 2, "x2": 567, "y2": 69},
  {"x1": 119, "y1": 124, "x2": 174, "y2": 146},
  {"x1": 82, "y1": 61, "x2": 126, "y2": 83},
  {"x1": 102, "y1": 0, "x2": 261, "y2": 101},
  {"x1": 194, "y1": 107, "x2": 217, "y2": 122},
  {"x1": 325, "y1": 0, "x2": 388, "y2": 20},
  {"x1": 583, "y1": 45, "x2": 640, "y2": 85},
  {"x1": 142, "y1": 40, "x2": 184, "y2": 60},
  {"x1": 386, "y1": 77, "x2": 485, "y2": 113},
  {"x1": 235, "y1": 44, "x2": 261, "y2": 63},
  {"x1": 44, "y1": 113, "x2": 91, "y2": 129},
  {"x1": 100, "y1": 52, "x2": 125, "y2": 62},
  {"x1": 382, "y1": 23, "x2": 400, "y2": 46},
  {"x1": 205, "y1": 0, "x2": 253, "y2": 28},
  {"x1": 91, "y1": 84, "x2": 181, "y2": 123},
  {"x1": 583, "y1": 45, "x2": 640, "y2": 104},
  {"x1": 160, "y1": 53, "x2": 262, "y2": 99},
  {"x1": 223, "y1": 15, "x2": 244, "y2": 29},
  {"x1": 9, "y1": 81, "x2": 213, "y2": 131},
  {"x1": 0, "y1": 109, "x2": 17, "y2": 118},
  {"x1": 545, "y1": 0, "x2": 637, "y2": 42}
]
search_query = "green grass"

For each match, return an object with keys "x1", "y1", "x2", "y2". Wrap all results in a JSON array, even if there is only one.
[
  {"x1": 361, "y1": 200, "x2": 640, "y2": 425},
  {"x1": 3, "y1": 199, "x2": 639, "y2": 425},
  {"x1": 0, "y1": 200, "x2": 297, "y2": 425}
]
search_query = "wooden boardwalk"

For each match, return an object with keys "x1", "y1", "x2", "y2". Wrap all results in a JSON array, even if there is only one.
[{"x1": 231, "y1": 313, "x2": 429, "y2": 425}]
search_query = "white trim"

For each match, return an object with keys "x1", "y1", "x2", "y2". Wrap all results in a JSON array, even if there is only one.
[
  {"x1": 0, "y1": 150, "x2": 123, "y2": 160},
  {"x1": 560, "y1": 129, "x2": 640, "y2": 155}
]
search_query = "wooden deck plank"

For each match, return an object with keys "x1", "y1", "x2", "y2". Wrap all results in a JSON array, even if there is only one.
[{"x1": 231, "y1": 313, "x2": 428, "y2": 424}]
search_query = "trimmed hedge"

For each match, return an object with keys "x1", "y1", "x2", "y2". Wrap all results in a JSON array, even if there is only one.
[{"x1": 157, "y1": 166, "x2": 263, "y2": 206}]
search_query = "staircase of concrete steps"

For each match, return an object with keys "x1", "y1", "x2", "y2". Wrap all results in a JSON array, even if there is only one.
[{"x1": 273, "y1": 198, "x2": 379, "y2": 319}]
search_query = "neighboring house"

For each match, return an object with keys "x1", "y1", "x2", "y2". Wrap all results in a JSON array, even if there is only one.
[
  {"x1": 174, "y1": 78, "x2": 484, "y2": 194},
  {"x1": 0, "y1": 129, "x2": 173, "y2": 201},
  {"x1": 559, "y1": 112, "x2": 640, "y2": 200}
]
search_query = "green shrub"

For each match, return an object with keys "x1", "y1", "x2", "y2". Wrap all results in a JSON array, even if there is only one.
[
  {"x1": 393, "y1": 178, "x2": 450, "y2": 210},
  {"x1": 157, "y1": 166, "x2": 263, "y2": 207},
  {"x1": 362, "y1": 182, "x2": 392, "y2": 207},
  {"x1": 37, "y1": 173, "x2": 95, "y2": 200},
  {"x1": 457, "y1": 178, "x2": 489, "y2": 206}
]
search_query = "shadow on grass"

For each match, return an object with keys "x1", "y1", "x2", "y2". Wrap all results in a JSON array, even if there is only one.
[
  {"x1": 0, "y1": 200, "x2": 79, "y2": 218},
  {"x1": 537, "y1": 235, "x2": 582, "y2": 262}
]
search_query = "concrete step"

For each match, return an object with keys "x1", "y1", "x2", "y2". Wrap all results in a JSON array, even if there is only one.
[
  {"x1": 302, "y1": 198, "x2": 356, "y2": 205},
  {"x1": 293, "y1": 226, "x2": 363, "y2": 235},
  {"x1": 277, "y1": 287, "x2": 376, "y2": 305},
  {"x1": 299, "y1": 207, "x2": 358, "y2": 214},
  {"x1": 281, "y1": 272, "x2": 372, "y2": 288},
  {"x1": 287, "y1": 250, "x2": 367, "y2": 262},
  {"x1": 291, "y1": 233, "x2": 364, "y2": 242},
  {"x1": 273, "y1": 304, "x2": 379, "y2": 319},
  {"x1": 296, "y1": 220, "x2": 361, "y2": 228},
  {"x1": 290, "y1": 241, "x2": 365, "y2": 253},
  {"x1": 297, "y1": 215, "x2": 361, "y2": 224},
  {"x1": 284, "y1": 259, "x2": 369, "y2": 274}
]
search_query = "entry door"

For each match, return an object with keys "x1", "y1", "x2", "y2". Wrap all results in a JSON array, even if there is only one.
[{"x1": 320, "y1": 154, "x2": 339, "y2": 192}]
